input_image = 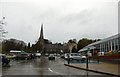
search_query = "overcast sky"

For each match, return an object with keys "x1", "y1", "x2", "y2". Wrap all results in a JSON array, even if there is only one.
[{"x1": 0, "y1": 0, "x2": 119, "y2": 44}]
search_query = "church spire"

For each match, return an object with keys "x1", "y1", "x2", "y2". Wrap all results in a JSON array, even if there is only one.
[
  {"x1": 38, "y1": 24, "x2": 44, "y2": 54},
  {"x1": 39, "y1": 24, "x2": 44, "y2": 40}
]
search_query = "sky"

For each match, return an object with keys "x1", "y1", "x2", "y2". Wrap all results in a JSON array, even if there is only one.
[{"x1": 0, "y1": 0, "x2": 119, "y2": 44}]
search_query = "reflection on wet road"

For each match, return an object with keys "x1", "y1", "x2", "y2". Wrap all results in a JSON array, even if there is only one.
[{"x1": 2, "y1": 56, "x2": 104, "y2": 75}]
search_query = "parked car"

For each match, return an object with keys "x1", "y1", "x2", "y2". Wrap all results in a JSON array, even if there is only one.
[
  {"x1": 15, "y1": 53, "x2": 31, "y2": 60},
  {"x1": 2, "y1": 55, "x2": 10, "y2": 65},
  {"x1": 48, "y1": 54, "x2": 55, "y2": 60},
  {"x1": 61, "y1": 54, "x2": 65, "y2": 59},
  {"x1": 28, "y1": 53, "x2": 35, "y2": 59},
  {"x1": 6, "y1": 54, "x2": 16, "y2": 60},
  {"x1": 45, "y1": 53, "x2": 49, "y2": 56},
  {"x1": 56, "y1": 54, "x2": 60, "y2": 57},
  {"x1": 65, "y1": 53, "x2": 69, "y2": 60},
  {"x1": 35, "y1": 53, "x2": 41, "y2": 57},
  {"x1": 98, "y1": 52, "x2": 105, "y2": 56},
  {"x1": 68, "y1": 53, "x2": 86, "y2": 62}
]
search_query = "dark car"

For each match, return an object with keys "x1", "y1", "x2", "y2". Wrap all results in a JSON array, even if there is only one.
[
  {"x1": 60, "y1": 54, "x2": 65, "y2": 59},
  {"x1": 2, "y1": 55, "x2": 10, "y2": 65},
  {"x1": 48, "y1": 54, "x2": 55, "y2": 60},
  {"x1": 15, "y1": 53, "x2": 31, "y2": 60}
]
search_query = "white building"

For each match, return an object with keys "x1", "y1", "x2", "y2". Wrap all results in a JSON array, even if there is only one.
[{"x1": 79, "y1": 33, "x2": 120, "y2": 55}]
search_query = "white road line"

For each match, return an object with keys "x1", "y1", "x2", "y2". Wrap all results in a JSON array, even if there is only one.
[{"x1": 48, "y1": 68, "x2": 64, "y2": 75}]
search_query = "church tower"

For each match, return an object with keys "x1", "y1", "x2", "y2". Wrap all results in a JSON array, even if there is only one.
[{"x1": 38, "y1": 24, "x2": 44, "y2": 54}]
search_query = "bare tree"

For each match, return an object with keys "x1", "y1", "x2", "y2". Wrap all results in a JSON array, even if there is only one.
[{"x1": 0, "y1": 17, "x2": 8, "y2": 53}]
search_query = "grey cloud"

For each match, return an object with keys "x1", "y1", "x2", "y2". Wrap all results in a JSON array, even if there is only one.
[
  {"x1": 59, "y1": 9, "x2": 97, "y2": 25},
  {"x1": 1, "y1": 1, "x2": 118, "y2": 44}
]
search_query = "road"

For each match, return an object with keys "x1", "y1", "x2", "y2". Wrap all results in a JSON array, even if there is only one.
[{"x1": 1, "y1": 56, "x2": 112, "y2": 76}]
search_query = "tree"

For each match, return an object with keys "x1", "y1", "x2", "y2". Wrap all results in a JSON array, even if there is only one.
[
  {"x1": 77, "y1": 38, "x2": 93, "y2": 51},
  {"x1": 27, "y1": 42, "x2": 31, "y2": 53},
  {"x1": 2, "y1": 39, "x2": 27, "y2": 54},
  {"x1": 72, "y1": 46, "x2": 77, "y2": 53},
  {"x1": 0, "y1": 17, "x2": 7, "y2": 53},
  {"x1": 68, "y1": 39, "x2": 77, "y2": 43}
]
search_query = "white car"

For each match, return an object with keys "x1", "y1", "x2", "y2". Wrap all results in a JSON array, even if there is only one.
[
  {"x1": 98, "y1": 52, "x2": 104, "y2": 56},
  {"x1": 69, "y1": 53, "x2": 86, "y2": 61},
  {"x1": 48, "y1": 54, "x2": 55, "y2": 60},
  {"x1": 35, "y1": 53, "x2": 41, "y2": 57},
  {"x1": 65, "y1": 53, "x2": 69, "y2": 59}
]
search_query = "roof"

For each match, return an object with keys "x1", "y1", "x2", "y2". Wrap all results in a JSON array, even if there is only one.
[
  {"x1": 87, "y1": 33, "x2": 120, "y2": 47},
  {"x1": 10, "y1": 50, "x2": 21, "y2": 52},
  {"x1": 79, "y1": 46, "x2": 96, "y2": 52},
  {"x1": 79, "y1": 33, "x2": 120, "y2": 52}
]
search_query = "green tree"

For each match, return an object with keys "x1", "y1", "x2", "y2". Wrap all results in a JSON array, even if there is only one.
[
  {"x1": 77, "y1": 38, "x2": 93, "y2": 51},
  {"x1": 27, "y1": 42, "x2": 31, "y2": 53},
  {"x1": 68, "y1": 39, "x2": 77, "y2": 43},
  {"x1": 2, "y1": 39, "x2": 27, "y2": 54}
]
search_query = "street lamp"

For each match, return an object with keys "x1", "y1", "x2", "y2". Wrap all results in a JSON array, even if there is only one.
[{"x1": 86, "y1": 48, "x2": 90, "y2": 69}]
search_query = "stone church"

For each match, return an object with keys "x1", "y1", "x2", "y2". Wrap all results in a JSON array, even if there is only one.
[{"x1": 36, "y1": 24, "x2": 69, "y2": 54}]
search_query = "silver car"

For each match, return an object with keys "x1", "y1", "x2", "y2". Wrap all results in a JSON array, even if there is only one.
[{"x1": 69, "y1": 53, "x2": 86, "y2": 61}]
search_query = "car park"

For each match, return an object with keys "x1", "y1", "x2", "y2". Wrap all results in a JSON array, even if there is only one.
[{"x1": 48, "y1": 54, "x2": 55, "y2": 60}]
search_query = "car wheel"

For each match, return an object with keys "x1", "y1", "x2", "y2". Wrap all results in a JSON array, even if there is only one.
[{"x1": 81, "y1": 58, "x2": 86, "y2": 62}]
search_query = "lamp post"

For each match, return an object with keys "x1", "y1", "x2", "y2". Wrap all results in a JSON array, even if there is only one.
[{"x1": 86, "y1": 48, "x2": 90, "y2": 69}]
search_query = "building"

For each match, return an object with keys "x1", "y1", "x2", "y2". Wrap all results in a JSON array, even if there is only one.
[
  {"x1": 79, "y1": 33, "x2": 120, "y2": 55},
  {"x1": 36, "y1": 24, "x2": 45, "y2": 54},
  {"x1": 45, "y1": 43, "x2": 63, "y2": 53},
  {"x1": 36, "y1": 24, "x2": 69, "y2": 54}
]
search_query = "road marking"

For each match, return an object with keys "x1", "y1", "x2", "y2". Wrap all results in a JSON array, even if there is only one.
[{"x1": 48, "y1": 68, "x2": 64, "y2": 75}]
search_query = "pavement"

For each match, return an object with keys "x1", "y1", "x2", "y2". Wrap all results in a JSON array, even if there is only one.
[{"x1": 64, "y1": 61, "x2": 120, "y2": 77}]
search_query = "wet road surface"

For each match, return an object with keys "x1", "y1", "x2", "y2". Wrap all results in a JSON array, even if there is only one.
[{"x1": 2, "y1": 56, "x2": 109, "y2": 75}]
